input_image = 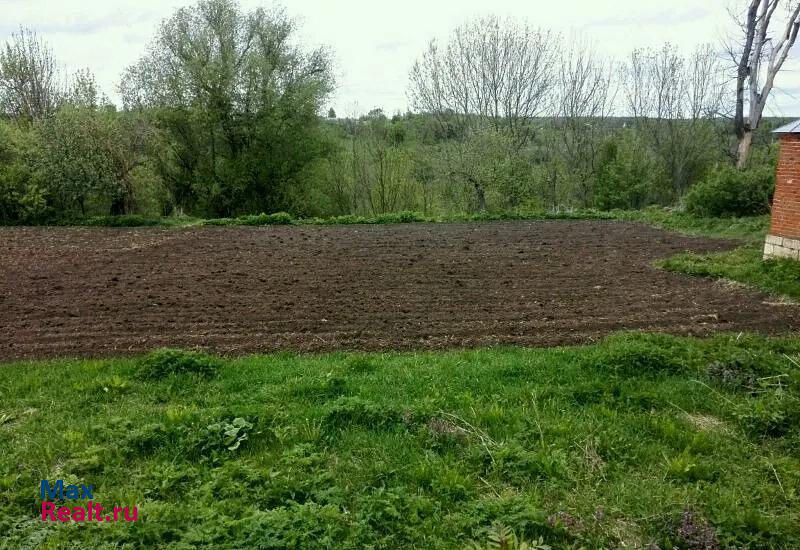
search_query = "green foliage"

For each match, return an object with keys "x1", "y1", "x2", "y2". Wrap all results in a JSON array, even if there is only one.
[
  {"x1": 206, "y1": 211, "x2": 295, "y2": 226},
  {"x1": 120, "y1": 0, "x2": 334, "y2": 218},
  {"x1": 374, "y1": 211, "x2": 427, "y2": 224},
  {"x1": 2, "y1": 334, "x2": 800, "y2": 548},
  {"x1": 707, "y1": 356, "x2": 763, "y2": 393},
  {"x1": 137, "y1": 348, "x2": 222, "y2": 379},
  {"x1": 595, "y1": 130, "x2": 665, "y2": 210},
  {"x1": 734, "y1": 392, "x2": 800, "y2": 438},
  {"x1": 684, "y1": 164, "x2": 774, "y2": 217},
  {"x1": 490, "y1": 444, "x2": 570, "y2": 484},
  {"x1": 321, "y1": 396, "x2": 410, "y2": 432},
  {"x1": 619, "y1": 207, "x2": 770, "y2": 241},
  {"x1": 658, "y1": 245, "x2": 800, "y2": 300},
  {"x1": 665, "y1": 451, "x2": 717, "y2": 482},
  {"x1": 0, "y1": 119, "x2": 46, "y2": 223},
  {"x1": 81, "y1": 214, "x2": 162, "y2": 227},
  {"x1": 0, "y1": 9, "x2": 783, "y2": 225},
  {"x1": 190, "y1": 417, "x2": 255, "y2": 460},
  {"x1": 465, "y1": 524, "x2": 552, "y2": 550},
  {"x1": 584, "y1": 335, "x2": 684, "y2": 376}
]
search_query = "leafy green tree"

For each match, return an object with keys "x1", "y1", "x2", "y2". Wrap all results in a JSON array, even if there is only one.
[
  {"x1": 36, "y1": 105, "x2": 161, "y2": 217},
  {"x1": 0, "y1": 120, "x2": 45, "y2": 223},
  {"x1": 120, "y1": 0, "x2": 334, "y2": 217},
  {"x1": 36, "y1": 106, "x2": 115, "y2": 216},
  {"x1": 594, "y1": 130, "x2": 663, "y2": 210}
]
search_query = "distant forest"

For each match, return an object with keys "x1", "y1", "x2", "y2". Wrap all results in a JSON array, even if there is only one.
[{"x1": 0, "y1": 0, "x2": 794, "y2": 223}]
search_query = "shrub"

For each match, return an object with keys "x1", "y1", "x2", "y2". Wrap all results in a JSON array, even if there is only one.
[
  {"x1": 594, "y1": 130, "x2": 665, "y2": 210},
  {"x1": 707, "y1": 357, "x2": 760, "y2": 394},
  {"x1": 83, "y1": 215, "x2": 161, "y2": 227},
  {"x1": 734, "y1": 392, "x2": 800, "y2": 438},
  {"x1": 374, "y1": 211, "x2": 426, "y2": 224},
  {"x1": 585, "y1": 339, "x2": 683, "y2": 376},
  {"x1": 237, "y1": 212, "x2": 294, "y2": 225},
  {"x1": 137, "y1": 348, "x2": 222, "y2": 380},
  {"x1": 321, "y1": 397, "x2": 412, "y2": 433},
  {"x1": 684, "y1": 164, "x2": 774, "y2": 217},
  {"x1": 205, "y1": 212, "x2": 295, "y2": 226}
]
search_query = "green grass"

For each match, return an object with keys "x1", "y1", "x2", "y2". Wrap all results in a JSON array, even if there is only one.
[
  {"x1": 616, "y1": 208, "x2": 770, "y2": 242},
  {"x1": 198, "y1": 207, "x2": 771, "y2": 238},
  {"x1": 2, "y1": 333, "x2": 800, "y2": 548},
  {"x1": 614, "y1": 209, "x2": 796, "y2": 301},
  {"x1": 41, "y1": 214, "x2": 203, "y2": 228},
  {"x1": 11, "y1": 206, "x2": 770, "y2": 239},
  {"x1": 658, "y1": 246, "x2": 800, "y2": 300},
  {"x1": 202, "y1": 209, "x2": 619, "y2": 227}
]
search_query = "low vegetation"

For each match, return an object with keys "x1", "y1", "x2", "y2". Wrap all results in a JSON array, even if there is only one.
[
  {"x1": 1, "y1": 333, "x2": 799, "y2": 548},
  {"x1": 0, "y1": 0, "x2": 787, "y2": 226},
  {"x1": 659, "y1": 247, "x2": 800, "y2": 300}
]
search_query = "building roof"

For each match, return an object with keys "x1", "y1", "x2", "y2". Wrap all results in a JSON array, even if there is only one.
[{"x1": 773, "y1": 119, "x2": 800, "y2": 134}]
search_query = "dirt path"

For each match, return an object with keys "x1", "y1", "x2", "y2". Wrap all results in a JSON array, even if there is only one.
[{"x1": 0, "y1": 220, "x2": 797, "y2": 360}]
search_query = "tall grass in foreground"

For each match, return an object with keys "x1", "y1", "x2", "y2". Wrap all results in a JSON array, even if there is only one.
[{"x1": 1, "y1": 332, "x2": 799, "y2": 548}]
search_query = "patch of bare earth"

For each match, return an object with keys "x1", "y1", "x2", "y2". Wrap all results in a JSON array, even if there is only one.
[{"x1": 0, "y1": 220, "x2": 798, "y2": 361}]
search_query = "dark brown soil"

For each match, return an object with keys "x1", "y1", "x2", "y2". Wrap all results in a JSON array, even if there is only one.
[{"x1": 0, "y1": 220, "x2": 797, "y2": 361}]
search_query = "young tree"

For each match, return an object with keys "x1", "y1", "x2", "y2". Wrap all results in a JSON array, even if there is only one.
[
  {"x1": 621, "y1": 44, "x2": 726, "y2": 198},
  {"x1": 409, "y1": 16, "x2": 557, "y2": 145},
  {"x1": 553, "y1": 41, "x2": 616, "y2": 206},
  {"x1": 729, "y1": 0, "x2": 800, "y2": 167},
  {"x1": 409, "y1": 17, "x2": 557, "y2": 211},
  {"x1": 0, "y1": 28, "x2": 62, "y2": 122}
]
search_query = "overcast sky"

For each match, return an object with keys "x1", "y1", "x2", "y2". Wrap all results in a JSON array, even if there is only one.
[{"x1": 1, "y1": 0, "x2": 799, "y2": 117}]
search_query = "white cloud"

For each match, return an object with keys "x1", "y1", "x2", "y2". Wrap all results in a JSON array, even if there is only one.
[{"x1": 1, "y1": 0, "x2": 798, "y2": 116}]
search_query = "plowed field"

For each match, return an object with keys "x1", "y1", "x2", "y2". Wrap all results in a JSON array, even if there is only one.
[{"x1": 1, "y1": 221, "x2": 797, "y2": 360}]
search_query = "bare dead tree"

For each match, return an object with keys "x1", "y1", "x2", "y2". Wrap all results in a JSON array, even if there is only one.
[
  {"x1": 409, "y1": 16, "x2": 558, "y2": 144},
  {"x1": 729, "y1": 0, "x2": 800, "y2": 167},
  {"x1": 0, "y1": 27, "x2": 63, "y2": 122}
]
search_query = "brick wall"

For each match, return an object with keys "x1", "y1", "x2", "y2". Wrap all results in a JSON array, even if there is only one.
[{"x1": 770, "y1": 134, "x2": 800, "y2": 240}]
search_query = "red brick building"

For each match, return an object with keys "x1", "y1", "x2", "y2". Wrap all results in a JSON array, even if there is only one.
[{"x1": 764, "y1": 119, "x2": 800, "y2": 260}]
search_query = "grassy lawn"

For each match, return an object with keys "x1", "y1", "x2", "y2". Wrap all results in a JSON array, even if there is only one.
[
  {"x1": 627, "y1": 210, "x2": 800, "y2": 301},
  {"x1": 619, "y1": 210, "x2": 770, "y2": 242},
  {"x1": 658, "y1": 246, "x2": 800, "y2": 301},
  {"x1": 2, "y1": 333, "x2": 799, "y2": 549}
]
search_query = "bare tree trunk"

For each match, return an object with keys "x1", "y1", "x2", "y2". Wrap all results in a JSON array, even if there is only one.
[
  {"x1": 474, "y1": 182, "x2": 486, "y2": 212},
  {"x1": 731, "y1": 1, "x2": 800, "y2": 168},
  {"x1": 736, "y1": 130, "x2": 754, "y2": 169}
]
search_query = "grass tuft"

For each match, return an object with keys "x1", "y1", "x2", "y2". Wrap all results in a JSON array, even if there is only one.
[{"x1": 136, "y1": 348, "x2": 222, "y2": 380}]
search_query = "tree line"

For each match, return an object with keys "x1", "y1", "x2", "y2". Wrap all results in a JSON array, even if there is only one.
[{"x1": 0, "y1": 0, "x2": 797, "y2": 224}]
